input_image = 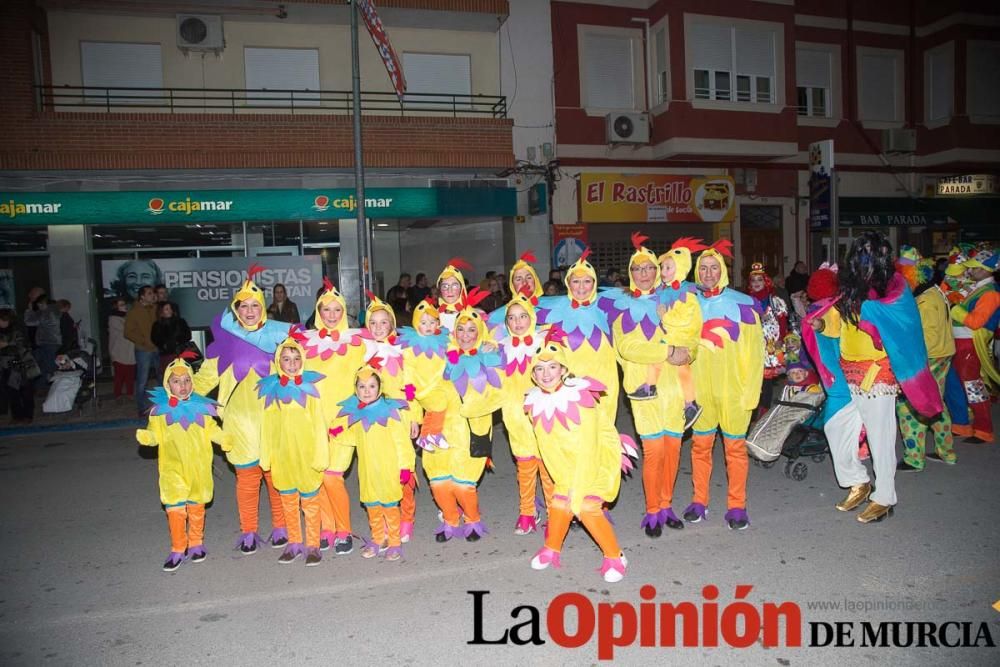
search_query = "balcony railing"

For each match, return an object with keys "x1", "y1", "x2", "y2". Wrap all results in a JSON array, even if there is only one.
[{"x1": 35, "y1": 85, "x2": 508, "y2": 118}]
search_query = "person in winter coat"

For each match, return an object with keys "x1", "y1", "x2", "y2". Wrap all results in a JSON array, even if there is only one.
[
  {"x1": 267, "y1": 283, "x2": 301, "y2": 324},
  {"x1": 0, "y1": 309, "x2": 41, "y2": 424},
  {"x1": 25, "y1": 294, "x2": 61, "y2": 382},
  {"x1": 108, "y1": 298, "x2": 136, "y2": 402},
  {"x1": 151, "y1": 301, "x2": 192, "y2": 375}
]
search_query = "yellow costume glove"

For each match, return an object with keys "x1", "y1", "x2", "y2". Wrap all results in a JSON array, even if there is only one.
[
  {"x1": 135, "y1": 429, "x2": 156, "y2": 446},
  {"x1": 949, "y1": 304, "x2": 968, "y2": 324}
]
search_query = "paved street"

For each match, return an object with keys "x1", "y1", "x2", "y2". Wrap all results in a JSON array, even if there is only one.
[{"x1": 1, "y1": 405, "x2": 999, "y2": 666}]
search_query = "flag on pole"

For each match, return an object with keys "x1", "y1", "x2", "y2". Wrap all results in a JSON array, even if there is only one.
[{"x1": 356, "y1": 0, "x2": 407, "y2": 101}]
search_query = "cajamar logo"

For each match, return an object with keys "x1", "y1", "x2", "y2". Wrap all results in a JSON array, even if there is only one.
[
  {"x1": 147, "y1": 196, "x2": 234, "y2": 216},
  {"x1": 0, "y1": 199, "x2": 63, "y2": 219}
]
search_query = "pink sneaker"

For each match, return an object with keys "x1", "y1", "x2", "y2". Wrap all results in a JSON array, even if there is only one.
[
  {"x1": 599, "y1": 553, "x2": 628, "y2": 583},
  {"x1": 400, "y1": 521, "x2": 414, "y2": 544},
  {"x1": 514, "y1": 514, "x2": 538, "y2": 535},
  {"x1": 530, "y1": 546, "x2": 561, "y2": 570}
]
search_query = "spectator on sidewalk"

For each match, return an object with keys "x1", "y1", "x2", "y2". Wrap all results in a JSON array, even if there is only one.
[
  {"x1": 56, "y1": 299, "x2": 79, "y2": 354},
  {"x1": 154, "y1": 284, "x2": 169, "y2": 304},
  {"x1": 125, "y1": 285, "x2": 159, "y2": 416},
  {"x1": 108, "y1": 297, "x2": 135, "y2": 403},
  {"x1": 151, "y1": 301, "x2": 192, "y2": 375},
  {"x1": 25, "y1": 293, "x2": 60, "y2": 383},
  {"x1": 267, "y1": 283, "x2": 301, "y2": 324},
  {"x1": 22, "y1": 286, "x2": 45, "y2": 347},
  {"x1": 0, "y1": 308, "x2": 41, "y2": 424}
]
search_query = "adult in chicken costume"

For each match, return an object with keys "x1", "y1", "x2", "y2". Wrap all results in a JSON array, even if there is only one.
[
  {"x1": 947, "y1": 244, "x2": 1000, "y2": 443},
  {"x1": 436, "y1": 257, "x2": 472, "y2": 332},
  {"x1": 291, "y1": 277, "x2": 364, "y2": 555},
  {"x1": 137, "y1": 357, "x2": 222, "y2": 571},
  {"x1": 523, "y1": 329, "x2": 637, "y2": 583},
  {"x1": 257, "y1": 336, "x2": 327, "y2": 566},
  {"x1": 808, "y1": 232, "x2": 943, "y2": 523},
  {"x1": 197, "y1": 264, "x2": 290, "y2": 554},
  {"x1": 333, "y1": 362, "x2": 412, "y2": 561},
  {"x1": 487, "y1": 251, "x2": 544, "y2": 335},
  {"x1": 417, "y1": 287, "x2": 502, "y2": 542},
  {"x1": 604, "y1": 233, "x2": 698, "y2": 538},
  {"x1": 535, "y1": 248, "x2": 618, "y2": 424},
  {"x1": 496, "y1": 288, "x2": 553, "y2": 535},
  {"x1": 686, "y1": 240, "x2": 764, "y2": 530}
]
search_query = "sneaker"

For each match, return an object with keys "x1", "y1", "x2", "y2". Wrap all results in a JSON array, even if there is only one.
[
  {"x1": 658, "y1": 508, "x2": 684, "y2": 530},
  {"x1": 278, "y1": 544, "x2": 303, "y2": 564},
  {"x1": 530, "y1": 546, "x2": 562, "y2": 570},
  {"x1": 400, "y1": 521, "x2": 414, "y2": 544},
  {"x1": 514, "y1": 515, "x2": 538, "y2": 536},
  {"x1": 600, "y1": 553, "x2": 628, "y2": 583},
  {"x1": 683, "y1": 402, "x2": 703, "y2": 430},
  {"x1": 269, "y1": 527, "x2": 289, "y2": 549},
  {"x1": 640, "y1": 512, "x2": 662, "y2": 539},
  {"x1": 682, "y1": 502, "x2": 708, "y2": 523},
  {"x1": 236, "y1": 532, "x2": 259, "y2": 555},
  {"x1": 162, "y1": 551, "x2": 184, "y2": 572},
  {"x1": 926, "y1": 451, "x2": 956, "y2": 465},
  {"x1": 361, "y1": 544, "x2": 380, "y2": 559},
  {"x1": 187, "y1": 545, "x2": 207, "y2": 563},
  {"x1": 896, "y1": 459, "x2": 923, "y2": 472},
  {"x1": 724, "y1": 508, "x2": 750, "y2": 530},
  {"x1": 305, "y1": 548, "x2": 322, "y2": 567},
  {"x1": 383, "y1": 546, "x2": 403, "y2": 562},
  {"x1": 319, "y1": 537, "x2": 330, "y2": 552},
  {"x1": 334, "y1": 536, "x2": 354, "y2": 555},
  {"x1": 626, "y1": 384, "x2": 657, "y2": 401}
]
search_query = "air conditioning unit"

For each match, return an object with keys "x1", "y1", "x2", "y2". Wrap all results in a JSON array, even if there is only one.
[
  {"x1": 605, "y1": 112, "x2": 649, "y2": 144},
  {"x1": 176, "y1": 14, "x2": 224, "y2": 51},
  {"x1": 881, "y1": 128, "x2": 916, "y2": 154}
]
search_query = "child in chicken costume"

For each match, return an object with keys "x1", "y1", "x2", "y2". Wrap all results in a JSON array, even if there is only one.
[
  {"x1": 523, "y1": 329, "x2": 638, "y2": 583},
  {"x1": 257, "y1": 336, "x2": 328, "y2": 566},
  {"x1": 435, "y1": 257, "x2": 472, "y2": 332},
  {"x1": 292, "y1": 278, "x2": 364, "y2": 555},
  {"x1": 687, "y1": 240, "x2": 764, "y2": 530},
  {"x1": 137, "y1": 357, "x2": 223, "y2": 572},
  {"x1": 196, "y1": 264, "x2": 290, "y2": 554},
  {"x1": 332, "y1": 362, "x2": 412, "y2": 561}
]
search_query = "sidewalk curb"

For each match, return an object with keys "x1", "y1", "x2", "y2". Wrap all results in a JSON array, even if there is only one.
[{"x1": 1, "y1": 418, "x2": 145, "y2": 438}]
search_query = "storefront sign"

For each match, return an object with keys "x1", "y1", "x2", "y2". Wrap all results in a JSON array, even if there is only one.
[
  {"x1": 936, "y1": 174, "x2": 998, "y2": 196},
  {"x1": 0, "y1": 188, "x2": 517, "y2": 226},
  {"x1": 101, "y1": 256, "x2": 323, "y2": 328},
  {"x1": 808, "y1": 140, "x2": 834, "y2": 230},
  {"x1": 836, "y1": 197, "x2": 955, "y2": 228},
  {"x1": 552, "y1": 224, "x2": 588, "y2": 269},
  {"x1": 579, "y1": 174, "x2": 735, "y2": 224}
]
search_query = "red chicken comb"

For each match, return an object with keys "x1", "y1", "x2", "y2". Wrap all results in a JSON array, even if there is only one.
[
  {"x1": 544, "y1": 325, "x2": 567, "y2": 344},
  {"x1": 463, "y1": 286, "x2": 491, "y2": 309},
  {"x1": 708, "y1": 238, "x2": 734, "y2": 258},
  {"x1": 631, "y1": 232, "x2": 650, "y2": 250},
  {"x1": 247, "y1": 263, "x2": 265, "y2": 279},
  {"x1": 446, "y1": 257, "x2": 472, "y2": 272},
  {"x1": 579, "y1": 247, "x2": 592, "y2": 263},
  {"x1": 179, "y1": 349, "x2": 199, "y2": 360},
  {"x1": 671, "y1": 237, "x2": 709, "y2": 252},
  {"x1": 365, "y1": 289, "x2": 379, "y2": 303},
  {"x1": 367, "y1": 355, "x2": 384, "y2": 370},
  {"x1": 518, "y1": 250, "x2": 537, "y2": 264},
  {"x1": 323, "y1": 276, "x2": 335, "y2": 292}
]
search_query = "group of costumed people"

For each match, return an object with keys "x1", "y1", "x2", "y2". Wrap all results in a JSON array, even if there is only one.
[{"x1": 136, "y1": 230, "x2": 994, "y2": 581}]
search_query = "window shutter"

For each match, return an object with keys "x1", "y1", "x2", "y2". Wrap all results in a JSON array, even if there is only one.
[
  {"x1": 244, "y1": 47, "x2": 320, "y2": 106},
  {"x1": 735, "y1": 28, "x2": 774, "y2": 77},
  {"x1": 654, "y1": 27, "x2": 668, "y2": 104},
  {"x1": 968, "y1": 41, "x2": 1000, "y2": 118},
  {"x1": 690, "y1": 23, "x2": 732, "y2": 72},
  {"x1": 859, "y1": 53, "x2": 897, "y2": 121},
  {"x1": 927, "y1": 45, "x2": 953, "y2": 121},
  {"x1": 582, "y1": 33, "x2": 634, "y2": 109},
  {"x1": 796, "y1": 48, "x2": 831, "y2": 89},
  {"x1": 81, "y1": 41, "x2": 163, "y2": 103},
  {"x1": 402, "y1": 52, "x2": 472, "y2": 108}
]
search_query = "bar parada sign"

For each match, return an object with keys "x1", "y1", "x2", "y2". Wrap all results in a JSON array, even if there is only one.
[{"x1": 937, "y1": 174, "x2": 997, "y2": 196}]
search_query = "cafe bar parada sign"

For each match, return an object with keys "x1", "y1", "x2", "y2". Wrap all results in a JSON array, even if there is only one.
[
  {"x1": 937, "y1": 174, "x2": 997, "y2": 196},
  {"x1": 579, "y1": 173, "x2": 736, "y2": 224}
]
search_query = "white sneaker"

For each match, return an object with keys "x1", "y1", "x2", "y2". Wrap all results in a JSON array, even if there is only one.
[{"x1": 601, "y1": 554, "x2": 628, "y2": 583}]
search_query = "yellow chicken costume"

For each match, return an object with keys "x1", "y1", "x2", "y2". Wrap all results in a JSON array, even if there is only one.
[
  {"x1": 436, "y1": 257, "x2": 472, "y2": 332},
  {"x1": 195, "y1": 265, "x2": 290, "y2": 554},
  {"x1": 688, "y1": 241, "x2": 764, "y2": 529},
  {"x1": 257, "y1": 336, "x2": 328, "y2": 565},
  {"x1": 137, "y1": 358, "x2": 223, "y2": 571}
]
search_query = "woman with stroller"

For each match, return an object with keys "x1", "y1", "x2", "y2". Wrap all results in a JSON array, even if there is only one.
[{"x1": 151, "y1": 301, "x2": 192, "y2": 376}]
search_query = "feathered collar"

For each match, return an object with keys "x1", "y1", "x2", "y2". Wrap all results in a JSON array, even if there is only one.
[
  {"x1": 148, "y1": 387, "x2": 218, "y2": 429},
  {"x1": 354, "y1": 329, "x2": 404, "y2": 377},
  {"x1": 293, "y1": 325, "x2": 360, "y2": 360},
  {"x1": 523, "y1": 376, "x2": 605, "y2": 433},
  {"x1": 657, "y1": 280, "x2": 699, "y2": 310},
  {"x1": 698, "y1": 288, "x2": 760, "y2": 348},
  {"x1": 443, "y1": 345, "x2": 502, "y2": 397},
  {"x1": 499, "y1": 329, "x2": 545, "y2": 376},
  {"x1": 535, "y1": 294, "x2": 611, "y2": 352},
  {"x1": 600, "y1": 288, "x2": 661, "y2": 338},
  {"x1": 256, "y1": 369, "x2": 325, "y2": 408},
  {"x1": 336, "y1": 395, "x2": 408, "y2": 429},
  {"x1": 397, "y1": 326, "x2": 450, "y2": 359},
  {"x1": 207, "y1": 313, "x2": 287, "y2": 382}
]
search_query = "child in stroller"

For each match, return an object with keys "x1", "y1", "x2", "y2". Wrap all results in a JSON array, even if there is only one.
[
  {"x1": 746, "y1": 358, "x2": 829, "y2": 480},
  {"x1": 42, "y1": 346, "x2": 98, "y2": 414}
]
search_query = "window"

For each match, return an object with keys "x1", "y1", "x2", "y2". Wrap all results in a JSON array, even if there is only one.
[
  {"x1": 581, "y1": 32, "x2": 636, "y2": 109},
  {"x1": 402, "y1": 52, "x2": 472, "y2": 109},
  {"x1": 858, "y1": 50, "x2": 901, "y2": 122},
  {"x1": 925, "y1": 43, "x2": 953, "y2": 122},
  {"x1": 690, "y1": 23, "x2": 776, "y2": 105},
  {"x1": 654, "y1": 25, "x2": 669, "y2": 105},
  {"x1": 796, "y1": 48, "x2": 831, "y2": 117},
  {"x1": 244, "y1": 47, "x2": 320, "y2": 107},
  {"x1": 81, "y1": 41, "x2": 163, "y2": 105},
  {"x1": 967, "y1": 40, "x2": 1000, "y2": 120}
]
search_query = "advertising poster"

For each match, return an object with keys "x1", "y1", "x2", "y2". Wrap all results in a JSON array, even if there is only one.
[
  {"x1": 100, "y1": 257, "x2": 323, "y2": 328},
  {"x1": 579, "y1": 174, "x2": 736, "y2": 224},
  {"x1": 809, "y1": 140, "x2": 834, "y2": 229},
  {"x1": 552, "y1": 224, "x2": 589, "y2": 268}
]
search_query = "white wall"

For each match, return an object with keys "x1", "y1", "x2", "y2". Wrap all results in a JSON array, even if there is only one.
[{"x1": 398, "y1": 220, "x2": 505, "y2": 286}]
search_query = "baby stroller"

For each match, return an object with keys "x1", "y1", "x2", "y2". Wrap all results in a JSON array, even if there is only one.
[
  {"x1": 746, "y1": 385, "x2": 829, "y2": 481},
  {"x1": 42, "y1": 344, "x2": 99, "y2": 414}
]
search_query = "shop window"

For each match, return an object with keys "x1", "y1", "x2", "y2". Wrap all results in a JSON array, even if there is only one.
[
  {"x1": 244, "y1": 47, "x2": 321, "y2": 107},
  {"x1": 967, "y1": 40, "x2": 1000, "y2": 120},
  {"x1": 796, "y1": 48, "x2": 831, "y2": 117},
  {"x1": 858, "y1": 49, "x2": 902, "y2": 123},
  {"x1": 690, "y1": 22, "x2": 776, "y2": 105},
  {"x1": 579, "y1": 31, "x2": 639, "y2": 110},
  {"x1": 80, "y1": 41, "x2": 163, "y2": 104},
  {"x1": 402, "y1": 52, "x2": 472, "y2": 109},
  {"x1": 925, "y1": 43, "x2": 954, "y2": 123}
]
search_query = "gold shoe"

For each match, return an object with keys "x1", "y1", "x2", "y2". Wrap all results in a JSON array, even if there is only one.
[
  {"x1": 835, "y1": 483, "x2": 871, "y2": 512},
  {"x1": 857, "y1": 501, "x2": 894, "y2": 524}
]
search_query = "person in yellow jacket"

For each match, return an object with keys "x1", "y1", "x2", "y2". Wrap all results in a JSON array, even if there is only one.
[
  {"x1": 257, "y1": 336, "x2": 328, "y2": 566},
  {"x1": 418, "y1": 287, "x2": 502, "y2": 542},
  {"x1": 332, "y1": 362, "x2": 412, "y2": 561},
  {"x1": 496, "y1": 289, "x2": 554, "y2": 535},
  {"x1": 436, "y1": 258, "x2": 473, "y2": 332},
  {"x1": 293, "y1": 278, "x2": 365, "y2": 556},
  {"x1": 137, "y1": 357, "x2": 223, "y2": 572},
  {"x1": 196, "y1": 265, "x2": 290, "y2": 554},
  {"x1": 687, "y1": 240, "x2": 764, "y2": 530},
  {"x1": 522, "y1": 330, "x2": 637, "y2": 583},
  {"x1": 605, "y1": 233, "x2": 700, "y2": 538},
  {"x1": 535, "y1": 248, "x2": 619, "y2": 425}
]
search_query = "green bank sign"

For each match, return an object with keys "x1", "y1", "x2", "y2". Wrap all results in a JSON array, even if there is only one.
[{"x1": 0, "y1": 187, "x2": 517, "y2": 225}]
